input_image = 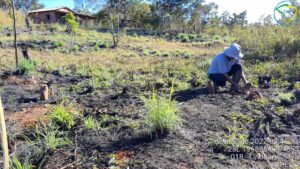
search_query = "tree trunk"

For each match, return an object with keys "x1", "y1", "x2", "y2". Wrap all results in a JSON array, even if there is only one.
[
  {"x1": 11, "y1": 0, "x2": 18, "y2": 68},
  {"x1": 0, "y1": 96, "x2": 9, "y2": 169},
  {"x1": 109, "y1": 12, "x2": 119, "y2": 48}
]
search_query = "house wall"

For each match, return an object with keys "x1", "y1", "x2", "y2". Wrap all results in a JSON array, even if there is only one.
[
  {"x1": 29, "y1": 11, "x2": 62, "y2": 24},
  {"x1": 28, "y1": 11, "x2": 94, "y2": 26}
]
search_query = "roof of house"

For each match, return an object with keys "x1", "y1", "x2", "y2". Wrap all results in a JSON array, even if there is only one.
[{"x1": 28, "y1": 7, "x2": 95, "y2": 19}]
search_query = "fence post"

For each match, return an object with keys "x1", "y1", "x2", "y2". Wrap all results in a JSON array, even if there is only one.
[{"x1": 0, "y1": 96, "x2": 9, "y2": 169}]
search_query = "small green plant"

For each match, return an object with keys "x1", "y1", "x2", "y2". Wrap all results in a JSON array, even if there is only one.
[
  {"x1": 295, "y1": 82, "x2": 300, "y2": 90},
  {"x1": 84, "y1": 116, "x2": 100, "y2": 130},
  {"x1": 224, "y1": 112, "x2": 251, "y2": 149},
  {"x1": 249, "y1": 98, "x2": 270, "y2": 109},
  {"x1": 34, "y1": 122, "x2": 70, "y2": 151},
  {"x1": 275, "y1": 106, "x2": 286, "y2": 115},
  {"x1": 10, "y1": 156, "x2": 33, "y2": 169},
  {"x1": 72, "y1": 45, "x2": 80, "y2": 52},
  {"x1": 17, "y1": 59, "x2": 36, "y2": 75},
  {"x1": 275, "y1": 92, "x2": 295, "y2": 106},
  {"x1": 178, "y1": 33, "x2": 190, "y2": 42},
  {"x1": 61, "y1": 13, "x2": 78, "y2": 33},
  {"x1": 50, "y1": 105, "x2": 75, "y2": 129},
  {"x1": 142, "y1": 84, "x2": 181, "y2": 135},
  {"x1": 53, "y1": 41, "x2": 64, "y2": 48}
]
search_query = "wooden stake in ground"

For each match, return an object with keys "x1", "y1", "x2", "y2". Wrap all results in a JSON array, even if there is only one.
[
  {"x1": 11, "y1": 0, "x2": 18, "y2": 68},
  {"x1": 0, "y1": 96, "x2": 9, "y2": 169},
  {"x1": 40, "y1": 84, "x2": 49, "y2": 101}
]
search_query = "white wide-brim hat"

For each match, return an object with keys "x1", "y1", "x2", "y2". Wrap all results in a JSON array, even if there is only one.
[{"x1": 224, "y1": 43, "x2": 244, "y2": 59}]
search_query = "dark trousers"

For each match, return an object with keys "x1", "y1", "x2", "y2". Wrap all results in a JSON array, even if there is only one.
[{"x1": 209, "y1": 64, "x2": 242, "y2": 86}]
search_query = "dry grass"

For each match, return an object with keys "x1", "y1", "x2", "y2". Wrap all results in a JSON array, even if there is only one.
[{"x1": 0, "y1": 10, "x2": 26, "y2": 28}]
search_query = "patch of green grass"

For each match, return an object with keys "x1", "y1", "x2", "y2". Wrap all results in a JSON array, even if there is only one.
[
  {"x1": 50, "y1": 105, "x2": 76, "y2": 129},
  {"x1": 84, "y1": 116, "x2": 100, "y2": 130},
  {"x1": 177, "y1": 33, "x2": 190, "y2": 43},
  {"x1": 72, "y1": 45, "x2": 80, "y2": 52},
  {"x1": 252, "y1": 98, "x2": 270, "y2": 109},
  {"x1": 17, "y1": 59, "x2": 36, "y2": 75},
  {"x1": 275, "y1": 106, "x2": 286, "y2": 115},
  {"x1": 275, "y1": 92, "x2": 295, "y2": 106},
  {"x1": 34, "y1": 122, "x2": 71, "y2": 151},
  {"x1": 53, "y1": 41, "x2": 65, "y2": 48},
  {"x1": 142, "y1": 84, "x2": 181, "y2": 135},
  {"x1": 142, "y1": 49, "x2": 149, "y2": 56},
  {"x1": 10, "y1": 156, "x2": 33, "y2": 169},
  {"x1": 210, "y1": 112, "x2": 252, "y2": 151},
  {"x1": 294, "y1": 82, "x2": 300, "y2": 90}
]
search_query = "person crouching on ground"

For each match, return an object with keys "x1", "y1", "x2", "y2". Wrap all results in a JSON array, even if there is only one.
[{"x1": 207, "y1": 43, "x2": 250, "y2": 93}]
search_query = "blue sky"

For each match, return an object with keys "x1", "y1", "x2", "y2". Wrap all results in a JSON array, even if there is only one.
[
  {"x1": 39, "y1": 0, "x2": 291, "y2": 23},
  {"x1": 39, "y1": 0, "x2": 74, "y2": 9}
]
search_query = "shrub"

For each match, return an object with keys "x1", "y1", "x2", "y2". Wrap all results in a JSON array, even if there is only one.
[
  {"x1": 17, "y1": 59, "x2": 36, "y2": 75},
  {"x1": 142, "y1": 85, "x2": 181, "y2": 135},
  {"x1": 61, "y1": 13, "x2": 78, "y2": 34},
  {"x1": 189, "y1": 34, "x2": 197, "y2": 40},
  {"x1": 50, "y1": 105, "x2": 75, "y2": 129}
]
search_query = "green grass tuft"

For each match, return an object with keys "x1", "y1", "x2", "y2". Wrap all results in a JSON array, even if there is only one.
[
  {"x1": 17, "y1": 60, "x2": 36, "y2": 75},
  {"x1": 50, "y1": 105, "x2": 75, "y2": 129},
  {"x1": 84, "y1": 116, "x2": 100, "y2": 130},
  {"x1": 142, "y1": 84, "x2": 181, "y2": 135}
]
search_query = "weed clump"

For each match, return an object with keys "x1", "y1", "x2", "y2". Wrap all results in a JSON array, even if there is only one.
[
  {"x1": 84, "y1": 116, "x2": 100, "y2": 130},
  {"x1": 50, "y1": 105, "x2": 76, "y2": 129},
  {"x1": 178, "y1": 33, "x2": 190, "y2": 43},
  {"x1": 34, "y1": 122, "x2": 70, "y2": 151},
  {"x1": 53, "y1": 41, "x2": 65, "y2": 48},
  {"x1": 17, "y1": 59, "x2": 36, "y2": 75},
  {"x1": 142, "y1": 85, "x2": 181, "y2": 135},
  {"x1": 71, "y1": 45, "x2": 80, "y2": 52},
  {"x1": 10, "y1": 156, "x2": 33, "y2": 169},
  {"x1": 275, "y1": 92, "x2": 295, "y2": 106}
]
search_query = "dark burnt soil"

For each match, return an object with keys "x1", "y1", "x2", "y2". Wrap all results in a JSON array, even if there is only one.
[{"x1": 1, "y1": 71, "x2": 300, "y2": 169}]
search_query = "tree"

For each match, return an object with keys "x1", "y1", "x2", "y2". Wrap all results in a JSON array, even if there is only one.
[
  {"x1": 220, "y1": 11, "x2": 231, "y2": 27},
  {"x1": 62, "y1": 13, "x2": 79, "y2": 34},
  {"x1": 259, "y1": 15, "x2": 273, "y2": 26},
  {"x1": 74, "y1": 0, "x2": 103, "y2": 14},
  {"x1": 14, "y1": 0, "x2": 44, "y2": 12},
  {"x1": 231, "y1": 11, "x2": 248, "y2": 27}
]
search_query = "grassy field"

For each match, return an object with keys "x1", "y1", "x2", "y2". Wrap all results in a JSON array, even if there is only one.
[{"x1": 0, "y1": 22, "x2": 300, "y2": 168}]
